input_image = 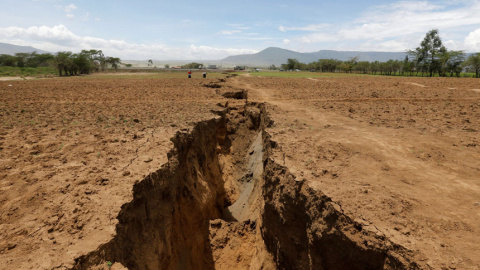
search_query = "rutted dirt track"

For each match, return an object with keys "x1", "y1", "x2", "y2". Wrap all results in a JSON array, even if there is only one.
[{"x1": 1, "y1": 74, "x2": 480, "y2": 269}]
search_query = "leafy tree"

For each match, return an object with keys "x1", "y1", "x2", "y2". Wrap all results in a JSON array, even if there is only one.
[
  {"x1": 370, "y1": 61, "x2": 380, "y2": 75},
  {"x1": 53, "y1": 51, "x2": 72, "y2": 76},
  {"x1": 51, "y1": 50, "x2": 120, "y2": 76},
  {"x1": 281, "y1": 58, "x2": 301, "y2": 70},
  {"x1": 410, "y1": 29, "x2": 446, "y2": 77},
  {"x1": 402, "y1": 55, "x2": 414, "y2": 76},
  {"x1": 338, "y1": 62, "x2": 351, "y2": 73},
  {"x1": 356, "y1": 61, "x2": 370, "y2": 74},
  {"x1": 181, "y1": 62, "x2": 203, "y2": 69},
  {"x1": 440, "y1": 50, "x2": 465, "y2": 77},
  {"x1": 106, "y1": 57, "x2": 121, "y2": 71},
  {"x1": 164, "y1": 64, "x2": 170, "y2": 69},
  {"x1": 28, "y1": 52, "x2": 54, "y2": 67},
  {"x1": 14, "y1": 53, "x2": 30, "y2": 67},
  {"x1": 73, "y1": 52, "x2": 92, "y2": 74},
  {"x1": 0, "y1": 54, "x2": 17, "y2": 66},
  {"x1": 317, "y1": 59, "x2": 340, "y2": 72},
  {"x1": 464, "y1": 53, "x2": 480, "y2": 78}
]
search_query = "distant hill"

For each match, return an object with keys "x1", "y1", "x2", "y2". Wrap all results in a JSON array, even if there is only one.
[
  {"x1": 0, "y1": 42, "x2": 50, "y2": 55},
  {"x1": 221, "y1": 47, "x2": 408, "y2": 67}
]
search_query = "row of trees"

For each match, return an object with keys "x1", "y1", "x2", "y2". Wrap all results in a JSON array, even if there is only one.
[
  {"x1": 53, "y1": 50, "x2": 120, "y2": 76},
  {"x1": 0, "y1": 50, "x2": 121, "y2": 76},
  {"x1": 0, "y1": 52, "x2": 54, "y2": 68},
  {"x1": 281, "y1": 30, "x2": 480, "y2": 78},
  {"x1": 181, "y1": 62, "x2": 203, "y2": 69},
  {"x1": 282, "y1": 53, "x2": 480, "y2": 78}
]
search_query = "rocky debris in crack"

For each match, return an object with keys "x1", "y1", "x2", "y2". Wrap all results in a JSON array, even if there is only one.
[
  {"x1": 71, "y1": 103, "x2": 273, "y2": 270},
  {"x1": 71, "y1": 102, "x2": 425, "y2": 270},
  {"x1": 221, "y1": 89, "x2": 246, "y2": 99},
  {"x1": 203, "y1": 82, "x2": 223, "y2": 88},
  {"x1": 261, "y1": 132, "x2": 426, "y2": 269}
]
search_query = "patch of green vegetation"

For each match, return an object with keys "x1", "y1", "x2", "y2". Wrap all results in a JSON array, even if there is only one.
[
  {"x1": 247, "y1": 71, "x2": 366, "y2": 78},
  {"x1": 0, "y1": 66, "x2": 56, "y2": 77},
  {"x1": 86, "y1": 71, "x2": 228, "y2": 80}
]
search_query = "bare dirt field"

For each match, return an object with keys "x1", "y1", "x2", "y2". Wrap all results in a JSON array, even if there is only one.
[{"x1": 1, "y1": 73, "x2": 479, "y2": 269}]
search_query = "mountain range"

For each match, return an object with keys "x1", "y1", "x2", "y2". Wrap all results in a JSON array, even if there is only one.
[
  {"x1": 1, "y1": 42, "x2": 409, "y2": 67},
  {"x1": 0, "y1": 42, "x2": 50, "y2": 55},
  {"x1": 221, "y1": 47, "x2": 408, "y2": 67}
]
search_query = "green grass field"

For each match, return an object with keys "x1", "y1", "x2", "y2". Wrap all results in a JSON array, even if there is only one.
[
  {"x1": 87, "y1": 70, "x2": 228, "y2": 80},
  {"x1": 245, "y1": 70, "x2": 479, "y2": 79},
  {"x1": 1, "y1": 66, "x2": 476, "y2": 79},
  {"x1": 0, "y1": 66, "x2": 56, "y2": 77},
  {"x1": 246, "y1": 71, "x2": 367, "y2": 78}
]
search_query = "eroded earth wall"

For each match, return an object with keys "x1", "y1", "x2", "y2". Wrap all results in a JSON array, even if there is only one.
[{"x1": 72, "y1": 95, "x2": 424, "y2": 269}]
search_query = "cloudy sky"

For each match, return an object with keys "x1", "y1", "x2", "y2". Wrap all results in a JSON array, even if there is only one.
[{"x1": 1, "y1": 0, "x2": 480, "y2": 60}]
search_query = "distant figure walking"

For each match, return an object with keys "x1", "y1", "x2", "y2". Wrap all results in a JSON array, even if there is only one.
[
  {"x1": 203, "y1": 71, "x2": 207, "y2": 78},
  {"x1": 188, "y1": 70, "x2": 192, "y2": 78}
]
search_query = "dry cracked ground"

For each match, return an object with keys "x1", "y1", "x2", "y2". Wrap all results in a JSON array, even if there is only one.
[{"x1": 0, "y1": 73, "x2": 479, "y2": 269}]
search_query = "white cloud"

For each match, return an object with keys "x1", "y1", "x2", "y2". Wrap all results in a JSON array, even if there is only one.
[
  {"x1": 300, "y1": 33, "x2": 339, "y2": 43},
  {"x1": 357, "y1": 39, "x2": 411, "y2": 52},
  {"x1": 0, "y1": 25, "x2": 258, "y2": 59},
  {"x1": 279, "y1": 24, "x2": 331, "y2": 32},
  {"x1": 32, "y1": 0, "x2": 62, "y2": 2},
  {"x1": 281, "y1": 1, "x2": 480, "y2": 52},
  {"x1": 218, "y1": 30, "x2": 242, "y2": 35},
  {"x1": 64, "y1": 4, "x2": 77, "y2": 13},
  {"x1": 64, "y1": 3, "x2": 77, "y2": 18},
  {"x1": 227, "y1": 36, "x2": 273, "y2": 41},
  {"x1": 283, "y1": 39, "x2": 291, "y2": 45},
  {"x1": 465, "y1": 28, "x2": 480, "y2": 51}
]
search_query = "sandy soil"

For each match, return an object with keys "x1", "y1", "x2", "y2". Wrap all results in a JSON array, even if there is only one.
[
  {"x1": 229, "y1": 75, "x2": 480, "y2": 269},
  {"x1": 1, "y1": 73, "x2": 480, "y2": 269}
]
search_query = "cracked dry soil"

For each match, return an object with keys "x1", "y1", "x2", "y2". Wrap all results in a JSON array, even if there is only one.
[
  {"x1": 73, "y1": 102, "x2": 420, "y2": 270},
  {"x1": 1, "y1": 74, "x2": 480, "y2": 269}
]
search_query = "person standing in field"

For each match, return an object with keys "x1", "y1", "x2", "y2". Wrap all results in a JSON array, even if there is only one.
[
  {"x1": 188, "y1": 70, "x2": 192, "y2": 78},
  {"x1": 203, "y1": 71, "x2": 206, "y2": 78}
]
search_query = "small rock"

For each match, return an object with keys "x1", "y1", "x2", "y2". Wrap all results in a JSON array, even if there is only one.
[
  {"x1": 7, "y1": 243, "x2": 17, "y2": 250},
  {"x1": 210, "y1": 219, "x2": 222, "y2": 228},
  {"x1": 97, "y1": 177, "x2": 109, "y2": 186}
]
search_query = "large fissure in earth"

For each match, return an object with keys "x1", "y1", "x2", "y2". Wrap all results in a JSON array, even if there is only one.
[{"x1": 72, "y1": 100, "x2": 423, "y2": 269}]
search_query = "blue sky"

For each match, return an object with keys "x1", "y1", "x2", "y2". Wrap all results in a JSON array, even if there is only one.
[{"x1": 1, "y1": 0, "x2": 480, "y2": 59}]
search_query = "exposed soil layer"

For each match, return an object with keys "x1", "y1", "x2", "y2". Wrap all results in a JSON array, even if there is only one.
[
  {"x1": 72, "y1": 102, "x2": 421, "y2": 270},
  {"x1": 1, "y1": 74, "x2": 479, "y2": 269},
  {"x1": 230, "y1": 75, "x2": 480, "y2": 269},
  {"x1": 0, "y1": 76, "x2": 232, "y2": 269}
]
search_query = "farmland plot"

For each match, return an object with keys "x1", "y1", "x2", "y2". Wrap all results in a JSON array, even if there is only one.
[{"x1": 1, "y1": 74, "x2": 479, "y2": 269}]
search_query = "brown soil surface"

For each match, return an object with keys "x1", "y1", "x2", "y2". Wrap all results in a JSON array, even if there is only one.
[
  {"x1": 1, "y1": 74, "x2": 480, "y2": 269},
  {"x1": 229, "y1": 75, "x2": 480, "y2": 269},
  {"x1": 0, "y1": 76, "x2": 230, "y2": 269}
]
